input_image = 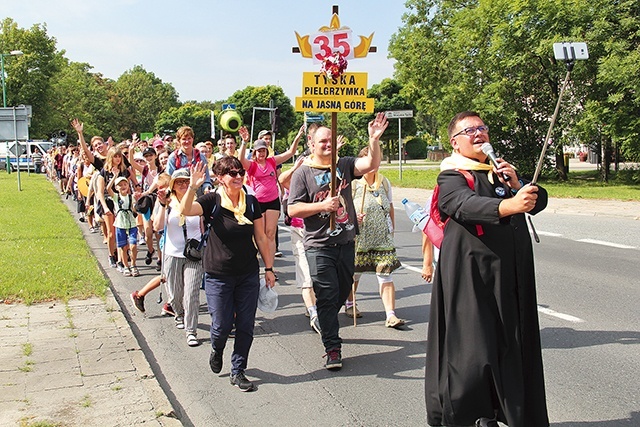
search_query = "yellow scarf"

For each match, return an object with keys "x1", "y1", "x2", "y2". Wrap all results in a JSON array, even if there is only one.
[
  {"x1": 218, "y1": 187, "x2": 253, "y2": 225},
  {"x1": 303, "y1": 154, "x2": 339, "y2": 170},
  {"x1": 440, "y1": 152, "x2": 494, "y2": 183}
]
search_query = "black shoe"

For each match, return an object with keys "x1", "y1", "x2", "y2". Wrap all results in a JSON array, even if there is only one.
[
  {"x1": 230, "y1": 372, "x2": 255, "y2": 392},
  {"x1": 209, "y1": 350, "x2": 223, "y2": 374},
  {"x1": 145, "y1": 250, "x2": 154, "y2": 265},
  {"x1": 155, "y1": 259, "x2": 162, "y2": 271},
  {"x1": 324, "y1": 348, "x2": 342, "y2": 370},
  {"x1": 476, "y1": 418, "x2": 499, "y2": 427}
]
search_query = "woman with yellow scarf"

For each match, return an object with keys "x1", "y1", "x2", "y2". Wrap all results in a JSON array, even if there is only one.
[{"x1": 180, "y1": 157, "x2": 275, "y2": 392}]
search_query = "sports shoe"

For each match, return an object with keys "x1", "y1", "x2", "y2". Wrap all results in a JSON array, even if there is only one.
[
  {"x1": 155, "y1": 260, "x2": 162, "y2": 272},
  {"x1": 274, "y1": 251, "x2": 283, "y2": 258},
  {"x1": 324, "y1": 348, "x2": 342, "y2": 370},
  {"x1": 116, "y1": 262, "x2": 125, "y2": 273},
  {"x1": 230, "y1": 372, "x2": 256, "y2": 392},
  {"x1": 310, "y1": 315, "x2": 322, "y2": 334},
  {"x1": 476, "y1": 418, "x2": 499, "y2": 427},
  {"x1": 209, "y1": 350, "x2": 223, "y2": 373},
  {"x1": 130, "y1": 291, "x2": 145, "y2": 313},
  {"x1": 175, "y1": 316, "x2": 185, "y2": 329},
  {"x1": 131, "y1": 266, "x2": 140, "y2": 277},
  {"x1": 187, "y1": 334, "x2": 199, "y2": 347},
  {"x1": 344, "y1": 305, "x2": 362, "y2": 318},
  {"x1": 109, "y1": 256, "x2": 117, "y2": 268},
  {"x1": 145, "y1": 250, "x2": 155, "y2": 265},
  {"x1": 161, "y1": 303, "x2": 175, "y2": 316},
  {"x1": 123, "y1": 267, "x2": 132, "y2": 277},
  {"x1": 385, "y1": 314, "x2": 406, "y2": 329}
]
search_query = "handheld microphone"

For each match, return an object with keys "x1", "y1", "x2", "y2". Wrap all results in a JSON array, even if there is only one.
[{"x1": 481, "y1": 142, "x2": 511, "y2": 181}]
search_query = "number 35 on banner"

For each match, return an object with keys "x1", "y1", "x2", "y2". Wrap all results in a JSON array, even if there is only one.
[{"x1": 311, "y1": 30, "x2": 355, "y2": 63}]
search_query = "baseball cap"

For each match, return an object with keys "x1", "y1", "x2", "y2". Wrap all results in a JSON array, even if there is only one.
[
  {"x1": 257, "y1": 130, "x2": 272, "y2": 139},
  {"x1": 142, "y1": 147, "x2": 157, "y2": 157},
  {"x1": 114, "y1": 176, "x2": 129, "y2": 186},
  {"x1": 153, "y1": 139, "x2": 164, "y2": 149},
  {"x1": 253, "y1": 139, "x2": 268, "y2": 151}
]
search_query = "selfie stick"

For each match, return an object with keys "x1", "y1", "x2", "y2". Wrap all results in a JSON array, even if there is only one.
[{"x1": 532, "y1": 42, "x2": 588, "y2": 185}]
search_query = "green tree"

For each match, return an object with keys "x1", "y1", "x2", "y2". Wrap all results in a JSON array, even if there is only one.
[
  {"x1": 155, "y1": 102, "x2": 214, "y2": 142},
  {"x1": 389, "y1": 0, "x2": 597, "y2": 178},
  {"x1": 44, "y1": 61, "x2": 117, "y2": 140},
  {"x1": 225, "y1": 85, "x2": 296, "y2": 150},
  {"x1": 0, "y1": 18, "x2": 65, "y2": 138},
  {"x1": 112, "y1": 65, "x2": 179, "y2": 139}
]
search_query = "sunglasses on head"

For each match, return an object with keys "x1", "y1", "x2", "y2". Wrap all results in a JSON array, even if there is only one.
[{"x1": 226, "y1": 169, "x2": 246, "y2": 178}]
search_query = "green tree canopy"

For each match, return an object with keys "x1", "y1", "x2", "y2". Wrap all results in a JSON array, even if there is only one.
[
  {"x1": 112, "y1": 65, "x2": 179, "y2": 140},
  {"x1": 155, "y1": 102, "x2": 213, "y2": 142}
]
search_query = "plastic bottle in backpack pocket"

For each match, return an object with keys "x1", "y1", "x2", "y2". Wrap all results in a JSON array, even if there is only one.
[{"x1": 401, "y1": 198, "x2": 429, "y2": 233}]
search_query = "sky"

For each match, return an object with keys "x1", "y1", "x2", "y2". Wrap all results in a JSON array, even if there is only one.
[{"x1": 3, "y1": 0, "x2": 410, "y2": 103}]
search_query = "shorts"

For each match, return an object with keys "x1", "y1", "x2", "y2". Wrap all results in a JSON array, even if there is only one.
[
  {"x1": 95, "y1": 198, "x2": 115, "y2": 217},
  {"x1": 353, "y1": 272, "x2": 394, "y2": 285},
  {"x1": 115, "y1": 227, "x2": 138, "y2": 248},
  {"x1": 259, "y1": 197, "x2": 281, "y2": 213}
]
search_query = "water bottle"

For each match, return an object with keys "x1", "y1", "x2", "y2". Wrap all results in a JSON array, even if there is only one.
[{"x1": 402, "y1": 198, "x2": 429, "y2": 233}]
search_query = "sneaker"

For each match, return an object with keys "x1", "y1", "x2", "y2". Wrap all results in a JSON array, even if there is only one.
[
  {"x1": 109, "y1": 256, "x2": 117, "y2": 268},
  {"x1": 187, "y1": 334, "x2": 199, "y2": 347},
  {"x1": 310, "y1": 315, "x2": 322, "y2": 334},
  {"x1": 131, "y1": 266, "x2": 140, "y2": 277},
  {"x1": 230, "y1": 372, "x2": 256, "y2": 392},
  {"x1": 145, "y1": 250, "x2": 155, "y2": 265},
  {"x1": 274, "y1": 251, "x2": 283, "y2": 258},
  {"x1": 344, "y1": 305, "x2": 362, "y2": 318},
  {"x1": 476, "y1": 418, "x2": 499, "y2": 427},
  {"x1": 123, "y1": 267, "x2": 132, "y2": 277},
  {"x1": 117, "y1": 262, "x2": 125, "y2": 273},
  {"x1": 155, "y1": 259, "x2": 162, "y2": 272},
  {"x1": 161, "y1": 303, "x2": 175, "y2": 316},
  {"x1": 209, "y1": 350, "x2": 223, "y2": 374},
  {"x1": 324, "y1": 348, "x2": 342, "y2": 370},
  {"x1": 175, "y1": 316, "x2": 185, "y2": 329},
  {"x1": 89, "y1": 227, "x2": 98, "y2": 233},
  {"x1": 130, "y1": 291, "x2": 145, "y2": 313}
]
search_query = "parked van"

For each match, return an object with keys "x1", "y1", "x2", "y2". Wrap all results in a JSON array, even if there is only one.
[{"x1": 0, "y1": 140, "x2": 54, "y2": 172}]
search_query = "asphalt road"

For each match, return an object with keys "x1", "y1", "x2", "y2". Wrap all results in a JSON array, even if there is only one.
[{"x1": 71, "y1": 195, "x2": 639, "y2": 426}]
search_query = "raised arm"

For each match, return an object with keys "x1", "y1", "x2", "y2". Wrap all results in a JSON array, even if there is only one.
[
  {"x1": 238, "y1": 127, "x2": 251, "y2": 170},
  {"x1": 180, "y1": 162, "x2": 207, "y2": 217},
  {"x1": 278, "y1": 155, "x2": 305, "y2": 191},
  {"x1": 71, "y1": 119, "x2": 95, "y2": 164},
  {"x1": 273, "y1": 125, "x2": 304, "y2": 165},
  {"x1": 354, "y1": 112, "x2": 388, "y2": 175}
]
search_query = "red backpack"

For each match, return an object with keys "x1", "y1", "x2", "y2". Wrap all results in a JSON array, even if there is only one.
[{"x1": 425, "y1": 169, "x2": 484, "y2": 248}]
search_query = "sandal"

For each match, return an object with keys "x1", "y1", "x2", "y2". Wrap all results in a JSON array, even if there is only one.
[
  {"x1": 131, "y1": 266, "x2": 140, "y2": 277},
  {"x1": 187, "y1": 334, "x2": 199, "y2": 347},
  {"x1": 145, "y1": 250, "x2": 155, "y2": 265}
]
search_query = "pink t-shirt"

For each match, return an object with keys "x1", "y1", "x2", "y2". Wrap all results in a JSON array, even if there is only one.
[{"x1": 247, "y1": 157, "x2": 279, "y2": 203}]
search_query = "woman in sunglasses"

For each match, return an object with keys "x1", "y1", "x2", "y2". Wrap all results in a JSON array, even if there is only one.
[{"x1": 180, "y1": 157, "x2": 275, "y2": 392}]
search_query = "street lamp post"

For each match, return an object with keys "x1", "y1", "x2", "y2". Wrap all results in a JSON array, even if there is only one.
[{"x1": 1, "y1": 50, "x2": 24, "y2": 173}]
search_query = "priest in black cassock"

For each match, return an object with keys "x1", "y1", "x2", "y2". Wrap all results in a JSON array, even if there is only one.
[{"x1": 425, "y1": 111, "x2": 549, "y2": 427}]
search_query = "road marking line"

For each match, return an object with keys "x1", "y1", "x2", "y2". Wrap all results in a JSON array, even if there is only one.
[
  {"x1": 401, "y1": 263, "x2": 423, "y2": 274},
  {"x1": 536, "y1": 231, "x2": 563, "y2": 237},
  {"x1": 537, "y1": 306, "x2": 585, "y2": 323},
  {"x1": 576, "y1": 239, "x2": 636, "y2": 249}
]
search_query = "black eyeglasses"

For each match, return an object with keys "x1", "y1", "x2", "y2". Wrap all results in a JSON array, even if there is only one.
[
  {"x1": 452, "y1": 125, "x2": 489, "y2": 138},
  {"x1": 226, "y1": 169, "x2": 246, "y2": 178}
]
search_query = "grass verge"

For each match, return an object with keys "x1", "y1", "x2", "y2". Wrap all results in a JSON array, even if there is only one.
[{"x1": 0, "y1": 172, "x2": 109, "y2": 304}]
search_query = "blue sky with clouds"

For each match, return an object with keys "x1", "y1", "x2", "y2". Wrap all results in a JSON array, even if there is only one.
[{"x1": 3, "y1": 1, "x2": 409, "y2": 103}]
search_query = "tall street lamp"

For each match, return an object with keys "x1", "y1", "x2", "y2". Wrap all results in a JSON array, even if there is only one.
[
  {"x1": 2, "y1": 50, "x2": 23, "y2": 173},
  {"x1": 1, "y1": 50, "x2": 23, "y2": 108}
]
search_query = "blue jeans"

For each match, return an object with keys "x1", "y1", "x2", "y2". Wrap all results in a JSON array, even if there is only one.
[
  {"x1": 306, "y1": 242, "x2": 355, "y2": 351},
  {"x1": 204, "y1": 270, "x2": 259, "y2": 375}
]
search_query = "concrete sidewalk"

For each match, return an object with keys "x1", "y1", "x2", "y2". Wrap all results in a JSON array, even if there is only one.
[{"x1": 0, "y1": 291, "x2": 182, "y2": 427}]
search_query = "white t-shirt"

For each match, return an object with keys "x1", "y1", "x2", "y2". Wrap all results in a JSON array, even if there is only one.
[{"x1": 164, "y1": 206, "x2": 202, "y2": 258}]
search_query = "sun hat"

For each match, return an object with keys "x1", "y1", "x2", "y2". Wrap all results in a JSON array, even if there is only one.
[
  {"x1": 257, "y1": 278, "x2": 278, "y2": 313},
  {"x1": 169, "y1": 168, "x2": 190, "y2": 189}
]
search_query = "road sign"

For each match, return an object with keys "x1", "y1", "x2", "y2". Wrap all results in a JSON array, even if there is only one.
[
  {"x1": 304, "y1": 112, "x2": 325, "y2": 123},
  {"x1": 385, "y1": 110, "x2": 413, "y2": 119},
  {"x1": 221, "y1": 103, "x2": 236, "y2": 110}
]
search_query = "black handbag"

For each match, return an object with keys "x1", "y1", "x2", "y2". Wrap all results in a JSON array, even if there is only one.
[{"x1": 183, "y1": 237, "x2": 203, "y2": 262}]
